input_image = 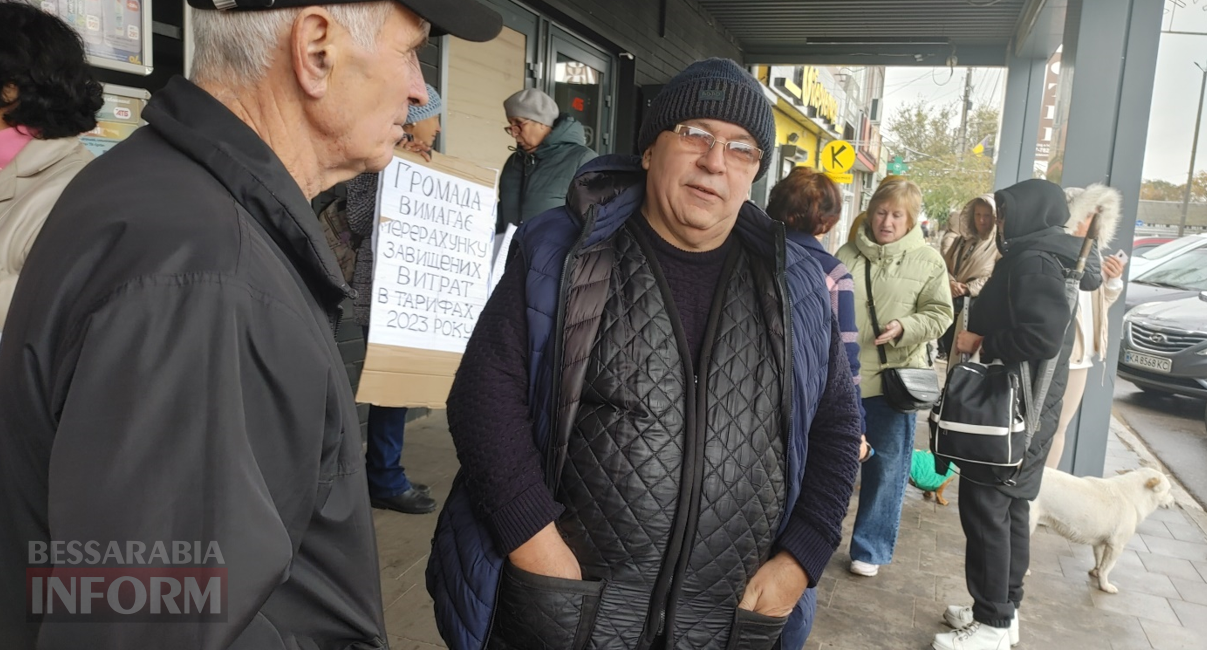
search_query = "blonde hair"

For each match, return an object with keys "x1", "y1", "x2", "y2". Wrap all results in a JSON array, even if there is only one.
[{"x1": 865, "y1": 179, "x2": 923, "y2": 233}]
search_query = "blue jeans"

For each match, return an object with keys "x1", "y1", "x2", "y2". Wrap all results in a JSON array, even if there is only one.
[
  {"x1": 849, "y1": 395, "x2": 916, "y2": 565},
  {"x1": 366, "y1": 404, "x2": 413, "y2": 498},
  {"x1": 782, "y1": 587, "x2": 818, "y2": 650},
  {"x1": 362, "y1": 327, "x2": 413, "y2": 498}
]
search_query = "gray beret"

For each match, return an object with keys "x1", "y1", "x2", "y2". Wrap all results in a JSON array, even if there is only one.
[{"x1": 503, "y1": 88, "x2": 559, "y2": 127}]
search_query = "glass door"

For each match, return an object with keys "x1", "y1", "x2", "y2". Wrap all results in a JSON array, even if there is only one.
[
  {"x1": 443, "y1": 1, "x2": 539, "y2": 174},
  {"x1": 547, "y1": 27, "x2": 615, "y2": 153}
]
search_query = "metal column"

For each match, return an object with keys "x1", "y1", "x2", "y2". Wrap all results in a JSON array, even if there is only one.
[
  {"x1": 994, "y1": 55, "x2": 1048, "y2": 188},
  {"x1": 1046, "y1": 0, "x2": 1163, "y2": 477}
]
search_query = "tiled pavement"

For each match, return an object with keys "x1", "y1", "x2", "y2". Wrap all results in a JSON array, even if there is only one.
[{"x1": 375, "y1": 411, "x2": 1207, "y2": 649}]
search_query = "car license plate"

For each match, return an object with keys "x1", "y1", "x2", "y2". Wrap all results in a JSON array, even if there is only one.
[{"x1": 1124, "y1": 351, "x2": 1172, "y2": 373}]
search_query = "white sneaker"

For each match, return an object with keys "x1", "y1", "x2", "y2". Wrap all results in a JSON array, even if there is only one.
[
  {"x1": 849, "y1": 560, "x2": 879, "y2": 576},
  {"x1": 943, "y1": 605, "x2": 974, "y2": 629},
  {"x1": 943, "y1": 606, "x2": 1019, "y2": 646},
  {"x1": 932, "y1": 622, "x2": 1010, "y2": 650}
]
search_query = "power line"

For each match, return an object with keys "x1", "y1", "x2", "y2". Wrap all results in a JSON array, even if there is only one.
[
  {"x1": 884, "y1": 68, "x2": 936, "y2": 91},
  {"x1": 931, "y1": 66, "x2": 956, "y2": 86}
]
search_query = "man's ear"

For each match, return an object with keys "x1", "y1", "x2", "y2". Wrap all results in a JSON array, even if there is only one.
[
  {"x1": 291, "y1": 8, "x2": 338, "y2": 99},
  {"x1": 641, "y1": 147, "x2": 652, "y2": 171}
]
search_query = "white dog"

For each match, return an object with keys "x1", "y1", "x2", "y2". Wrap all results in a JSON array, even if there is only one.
[{"x1": 1030, "y1": 466, "x2": 1175, "y2": 594}]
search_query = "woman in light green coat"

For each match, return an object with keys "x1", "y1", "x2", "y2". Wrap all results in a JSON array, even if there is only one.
[{"x1": 836, "y1": 178, "x2": 953, "y2": 578}]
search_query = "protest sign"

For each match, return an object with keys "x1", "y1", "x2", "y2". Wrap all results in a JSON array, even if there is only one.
[
  {"x1": 489, "y1": 224, "x2": 518, "y2": 297},
  {"x1": 356, "y1": 149, "x2": 499, "y2": 408}
]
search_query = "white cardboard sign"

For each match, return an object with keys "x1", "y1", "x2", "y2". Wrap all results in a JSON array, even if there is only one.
[{"x1": 368, "y1": 155, "x2": 497, "y2": 354}]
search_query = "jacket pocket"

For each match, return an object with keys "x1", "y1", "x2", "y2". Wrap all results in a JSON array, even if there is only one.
[
  {"x1": 725, "y1": 608, "x2": 788, "y2": 650},
  {"x1": 485, "y1": 561, "x2": 603, "y2": 650}
]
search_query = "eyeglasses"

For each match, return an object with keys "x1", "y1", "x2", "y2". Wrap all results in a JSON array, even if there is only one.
[
  {"x1": 672, "y1": 124, "x2": 763, "y2": 167},
  {"x1": 504, "y1": 119, "x2": 533, "y2": 137}
]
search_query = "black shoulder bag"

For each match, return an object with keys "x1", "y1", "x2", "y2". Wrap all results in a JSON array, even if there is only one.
[
  {"x1": 864, "y1": 261, "x2": 941, "y2": 413},
  {"x1": 929, "y1": 269, "x2": 1075, "y2": 481}
]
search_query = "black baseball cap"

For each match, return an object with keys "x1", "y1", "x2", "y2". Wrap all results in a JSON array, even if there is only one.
[{"x1": 186, "y1": 0, "x2": 504, "y2": 42}]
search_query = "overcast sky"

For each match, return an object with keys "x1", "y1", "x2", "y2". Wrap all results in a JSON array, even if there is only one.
[{"x1": 880, "y1": 1, "x2": 1205, "y2": 184}]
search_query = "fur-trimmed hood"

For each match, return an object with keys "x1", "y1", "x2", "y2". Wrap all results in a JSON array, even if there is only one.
[{"x1": 1064, "y1": 183, "x2": 1122, "y2": 246}]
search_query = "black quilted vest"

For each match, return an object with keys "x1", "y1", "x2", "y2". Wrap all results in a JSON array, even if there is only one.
[{"x1": 554, "y1": 222, "x2": 787, "y2": 649}]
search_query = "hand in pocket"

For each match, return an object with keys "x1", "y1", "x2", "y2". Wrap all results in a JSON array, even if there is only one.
[
  {"x1": 507, "y1": 522, "x2": 582, "y2": 580},
  {"x1": 737, "y1": 552, "x2": 808, "y2": 618},
  {"x1": 726, "y1": 608, "x2": 789, "y2": 650},
  {"x1": 485, "y1": 562, "x2": 603, "y2": 650}
]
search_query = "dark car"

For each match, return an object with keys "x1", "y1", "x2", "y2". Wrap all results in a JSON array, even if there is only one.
[
  {"x1": 1118, "y1": 293, "x2": 1207, "y2": 399},
  {"x1": 1124, "y1": 245, "x2": 1207, "y2": 311}
]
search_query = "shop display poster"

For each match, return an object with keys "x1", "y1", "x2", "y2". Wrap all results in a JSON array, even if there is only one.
[
  {"x1": 79, "y1": 84, "x2": 149, "y2": 157},
  {"x1": 43, "y1": 0, "x2": 153, "y2": 75}
]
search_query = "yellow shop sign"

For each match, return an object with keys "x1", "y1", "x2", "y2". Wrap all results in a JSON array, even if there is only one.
[{"x1": 771, "y1": 66, "x2": 840, "y2": 127}]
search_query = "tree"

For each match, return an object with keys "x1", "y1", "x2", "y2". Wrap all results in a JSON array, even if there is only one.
[
  {"x1": 1140, "y1": 173, "x2": 1207, "y2": 203},
  {"x1": 1141, "y1": 179, "x2": 1184, "y2": 202},
  {"x1": 883, "y1": 100, "x2": 997, "y2": 226}
]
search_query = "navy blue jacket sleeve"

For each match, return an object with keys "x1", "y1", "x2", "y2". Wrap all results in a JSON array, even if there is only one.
[
  {"x1": 774, "y1": 316, "x2": 862, "y2": 586},
  {"x1": 445, "y1": 254, "x2": 564, "y2": 555}
]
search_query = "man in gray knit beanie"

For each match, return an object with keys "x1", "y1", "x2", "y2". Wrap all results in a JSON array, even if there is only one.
[
  {"x1": 634, "y1": 57, "x2": 777, "y2": 251},
  {"x1": 639, "y1": 57, "x2": 776, "y2": 180},
  {"x1": 431, "y1": 56, "x2": 860, "y2": 650}
]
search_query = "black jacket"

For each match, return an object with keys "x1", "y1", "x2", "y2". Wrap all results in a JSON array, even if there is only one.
[
  {"x1": 965, "y1": 179, "x2": 1101, "y2": 498},
  {"x1": 0, "y1": 78, "x2": 386, "y2": 649}
]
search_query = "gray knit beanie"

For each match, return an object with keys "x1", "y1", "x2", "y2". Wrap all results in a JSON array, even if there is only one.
[
  {"x1": 406, "y1": 85, "x2": 443, "y2": 124},
  {"x1": 503, "y1": 88, "x2": 560, "y2": 126},
  {"x1": 639, "y1": 58, "x2": 775, "y2": 179}
]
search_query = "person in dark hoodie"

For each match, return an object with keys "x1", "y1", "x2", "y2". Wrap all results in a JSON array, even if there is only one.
[
  {"x1": 496, "y1": 88, "x2": 597, "y2": 231},
  {"x1": 935, "y1": 178, "x2": 1101, "y2": 650}
]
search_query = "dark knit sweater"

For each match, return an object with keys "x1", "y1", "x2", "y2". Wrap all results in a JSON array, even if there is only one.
[
  {"x1": 446, "y1": 214, "x2": 857, "y2": 587},
  {"x1": 632, "y1": 215, "x2": 734, "y2": 366}
]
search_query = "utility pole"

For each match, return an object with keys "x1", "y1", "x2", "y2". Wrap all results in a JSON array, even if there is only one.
[
  {"x1": 1179, "y1": 61, "x2": 1207, "y2": 237},
  {"x1": 958, "y1": 68, "x2": 973, "y2": 157}
]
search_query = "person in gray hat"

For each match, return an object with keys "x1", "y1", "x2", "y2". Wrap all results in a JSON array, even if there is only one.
[
  {"x1": 428, "y1": 58, "x2": 861, "y2": 650},
  {"x1": 496, "y1": 87, "x2": 597, "y2": 231},
  {"x1": 0, "y1": 1, "x2": 499, "y2": 648}
]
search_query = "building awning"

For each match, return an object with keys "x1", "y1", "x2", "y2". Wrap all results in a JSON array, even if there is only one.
[
  {"x1": 696, "y1": 0, "x2": 1033, "y2": 67},
  {"x1": 855, "y1": 151, "x2": 877, "y2": 173},
  {"x1": 757, "y1": 66, "x2": 844, "y2": 139}
]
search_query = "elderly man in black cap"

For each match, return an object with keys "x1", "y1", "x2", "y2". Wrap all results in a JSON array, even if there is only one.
[
  {"x1": 428, "y1": 58, "x2": 862, "y2": 650},
  {"x1": 0, "y1": 1, "x2": 499, "y2": 648}
]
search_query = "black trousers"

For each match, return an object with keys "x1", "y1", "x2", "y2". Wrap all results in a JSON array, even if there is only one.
[{"x1": 958, "y1": 478, "x2": 1029, "y2": 628}]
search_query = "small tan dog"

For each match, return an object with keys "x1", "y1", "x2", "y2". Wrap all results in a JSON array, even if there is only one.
[{"x1": 1030, "y1": 466, "x2": 1175, "y2": 593}]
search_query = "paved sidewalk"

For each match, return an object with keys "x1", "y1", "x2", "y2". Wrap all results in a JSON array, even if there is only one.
[
  {"x1": 806, "y1": 419, "x2": 1207, "y2": 650},
  {"x1": 373, "y1": 411, "x2": 1207, "y2": 649}
]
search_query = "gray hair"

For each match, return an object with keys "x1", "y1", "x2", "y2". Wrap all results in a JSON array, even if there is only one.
[{"x1": 189, "y1": 3, "x2": 395, "y2": 86}]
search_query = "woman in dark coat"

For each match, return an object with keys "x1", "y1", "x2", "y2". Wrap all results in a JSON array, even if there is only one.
[{"x1": 935, "y1": 178, "x2": 1101, "y2": 650}]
